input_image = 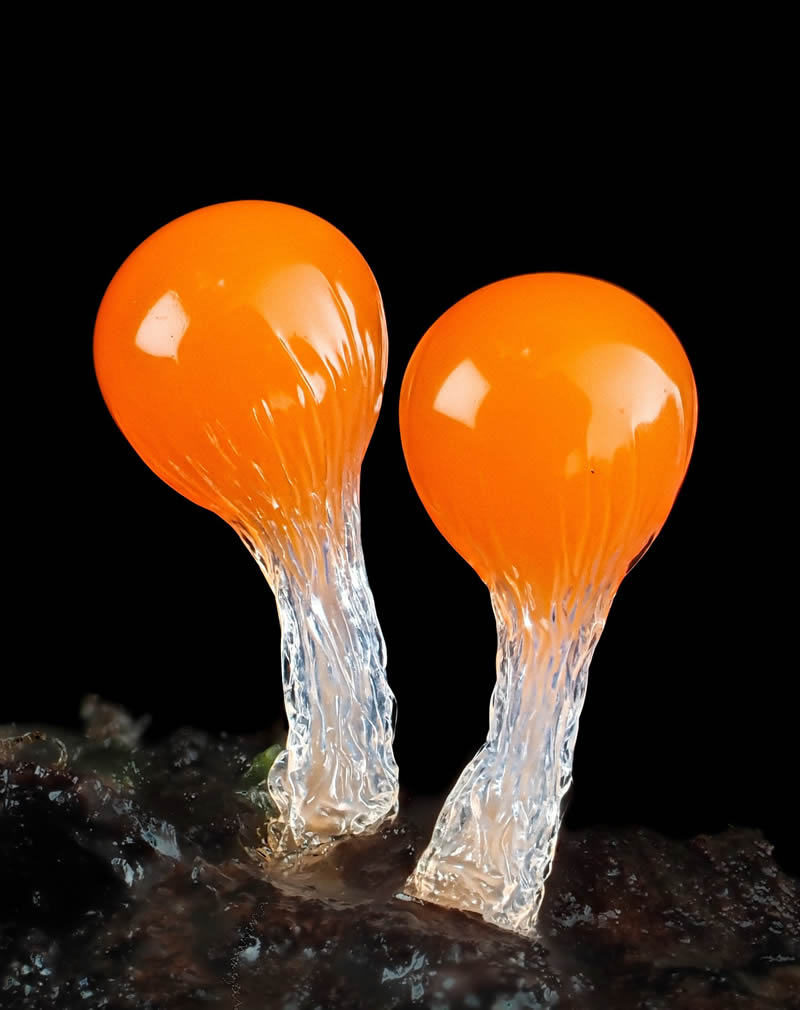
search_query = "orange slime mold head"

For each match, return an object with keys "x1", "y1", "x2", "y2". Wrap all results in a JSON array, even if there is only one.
[
  {"x1": 94, "y1": 202, "x2": 398, "y2": 852},
  {"x1": 94, "y1": 200, "x2": 386, "y2": 532},
  {"x1": 400, "y1": 273, "x2": 697, "y2": 603},
  {"x1": 401, "y1": 273, "x2": 697, "y2": 938}
]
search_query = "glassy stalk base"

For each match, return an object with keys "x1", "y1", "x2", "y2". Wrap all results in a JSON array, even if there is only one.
[
  {"x1": 405, "y1": 583, "x2": 608, "y2": 937},
  {"x1": 238, "y1": 495, "x2": 399, "y2": 854}
]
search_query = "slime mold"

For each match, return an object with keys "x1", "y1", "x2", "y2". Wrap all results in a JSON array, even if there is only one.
[
  {"x1": 94, "y1": 200, "x2": 399, "y2": 852},
  {"x1": 400, "y1": 273, "x2": 697, "y2": 936}
]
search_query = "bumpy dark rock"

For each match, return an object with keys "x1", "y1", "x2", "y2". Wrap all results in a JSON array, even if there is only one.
[{"x1": 1, "y1": 707, "x2": 797, "y2": 1009}]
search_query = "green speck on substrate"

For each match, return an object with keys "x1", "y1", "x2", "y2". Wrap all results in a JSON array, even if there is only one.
[
  {"x1": 242, "y1": 743, "x2": 283, "y2": 788},
  {"x1": 238, "y1": 743, "x2": 284, "y2": 818}
]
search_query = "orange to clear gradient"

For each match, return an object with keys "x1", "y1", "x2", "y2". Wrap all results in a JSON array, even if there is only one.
[
  {"x1": 94, "y1": 201, "x2": 387, "y2": 531},
  {"x1": 399, "y1": 274, "x2": 697, "y2": 602}
]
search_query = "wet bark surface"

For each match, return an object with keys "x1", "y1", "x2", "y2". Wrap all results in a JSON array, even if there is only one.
[{"x1": 1, "y1": 706, "x2": 797, "y2": 1009}]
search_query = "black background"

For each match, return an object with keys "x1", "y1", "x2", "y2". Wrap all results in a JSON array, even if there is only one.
[{"x1": 9, "y1": 123, "x2": 795, "y2": 874}]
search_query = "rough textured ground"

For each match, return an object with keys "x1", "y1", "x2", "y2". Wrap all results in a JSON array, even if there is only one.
[{"x1": 1, "y1": 703, "x2": 797, "y2": 1009}]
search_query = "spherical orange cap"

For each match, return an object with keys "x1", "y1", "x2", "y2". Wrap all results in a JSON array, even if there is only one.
[
  {"x1": 94, "y1": 201, "x2": 387, "y2": 528},
  {"x1": 399, "y1": 273, "x2": 697, "y2": 600}
]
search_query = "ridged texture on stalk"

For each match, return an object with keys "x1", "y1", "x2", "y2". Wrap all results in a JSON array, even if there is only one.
[{"x1": 405, "y1": 582, "x2": 609, "y2": 936}]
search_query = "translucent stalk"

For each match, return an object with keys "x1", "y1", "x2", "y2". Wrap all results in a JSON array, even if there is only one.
[
  {"x1": 404, "y1": 581, "x2": 609, "y2": 936},
  {"x1": 237, "y1": 486, "x2": 399, "y2": 853}
]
